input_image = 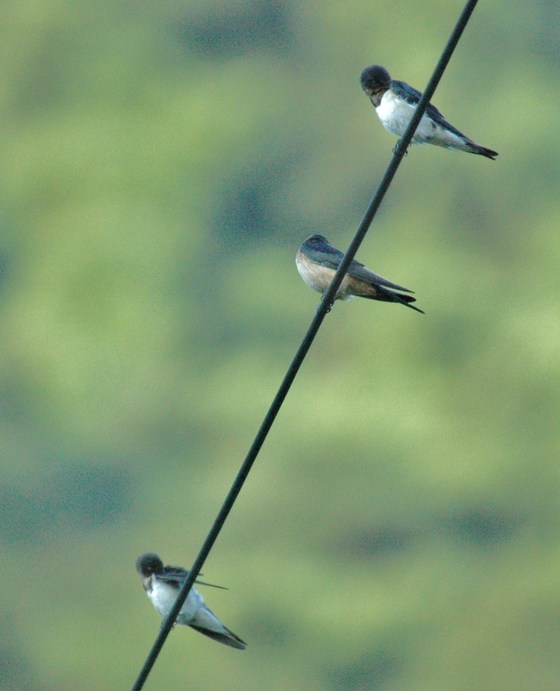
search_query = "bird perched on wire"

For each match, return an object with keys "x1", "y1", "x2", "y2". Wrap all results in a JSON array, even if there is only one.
[
  {"x1": 136, "y1": 552, "x2": 246, "y2": 650},
  {"x1": 296, "y1": 234, "x2": 423, "y2": 313},
  {"x1": 360, "y1": 64, "x2": 498, "y2": 160}
]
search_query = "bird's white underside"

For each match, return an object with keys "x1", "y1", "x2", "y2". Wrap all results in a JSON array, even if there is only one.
[
  {"x1": 148, "y1": 580, "x2": 231, "y2": 634},
  {"x1": 148, "y1": 580, "x2": 201, "y2": 623},
  {"x1": 376, "y1": 91, "x2": 466, "y2": 149}
]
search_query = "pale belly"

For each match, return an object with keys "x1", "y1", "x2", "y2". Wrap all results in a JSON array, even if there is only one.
[
  {"x1": 376, "y1": 91, "x2": 466, "y2": 149},
  {"x1": 376, "y1": 92, "x2": 437, "y2": 143},
  {"x1": 150, "y1": 583, "x2": 202, "y2": 624},
  {"x1": 296, "y1": 253, "x2": 353, "y2": 300}
]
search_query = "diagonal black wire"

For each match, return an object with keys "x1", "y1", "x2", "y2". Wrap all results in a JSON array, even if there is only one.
[{"x1": 131, "y1": 1, "x2": 479, "y2": 687}]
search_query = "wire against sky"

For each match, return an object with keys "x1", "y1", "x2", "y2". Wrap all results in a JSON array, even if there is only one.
[{"x1": 131, "y1": 0, "x2": 480, "y2": 687}]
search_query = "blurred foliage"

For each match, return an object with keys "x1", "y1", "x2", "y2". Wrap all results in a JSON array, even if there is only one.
[{"x1": 1, "y1": 1, "x2": 560, "y2": 689}]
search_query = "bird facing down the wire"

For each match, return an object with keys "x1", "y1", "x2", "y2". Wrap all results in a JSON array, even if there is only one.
[
  {"x1": 360, "y1": 64, "x2": 498, "y2": 160},
  {"x1": 136, "y1": 552, "x2": 246, "y2": 650},
  {"x1": 296, "y1": 234, "x2": 423, "y2": 313}
]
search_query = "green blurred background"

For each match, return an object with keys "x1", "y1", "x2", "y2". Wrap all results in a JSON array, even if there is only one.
[{"x1": 2, "y1": 1, "x2": 559, "y2": 689}]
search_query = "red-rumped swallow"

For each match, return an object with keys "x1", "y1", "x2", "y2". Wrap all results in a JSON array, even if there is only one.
[{"x1": 296, "y1": 235, "x2": 423, "y2": 313}]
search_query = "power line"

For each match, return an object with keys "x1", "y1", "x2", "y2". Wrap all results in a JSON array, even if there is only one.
[{"x1": 131, "y1": 1, "x2": 480, "y2": 687}]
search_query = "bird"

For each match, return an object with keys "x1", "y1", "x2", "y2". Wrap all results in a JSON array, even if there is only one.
[
  {"x1": 360, "y1": 64, "x2": 498, "y2": 159},
  {"x1": 135, "y1": 552, "x2": 246, "y2": 650},
  {"x1": 295, "y1": 234, "x2": 423, "y2": 313}
]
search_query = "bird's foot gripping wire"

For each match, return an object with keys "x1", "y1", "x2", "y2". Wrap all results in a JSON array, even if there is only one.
[{"x1": 393, "y1": 139, "x2": 409, "y2": 157}]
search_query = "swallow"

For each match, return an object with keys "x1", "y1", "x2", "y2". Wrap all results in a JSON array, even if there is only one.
[
  {"x1": 296, "y1": 234, "x2": 423, "y2": 313},
  {"x1": 360, "y1": 65, "x2": 498, "y2": 159},
  {"x1": 136, "y1": 552, "x2": 246, "y2": 650}
]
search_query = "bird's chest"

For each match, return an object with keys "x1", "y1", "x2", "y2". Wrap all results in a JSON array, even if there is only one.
[
  {"x1": 296, "y1": 253, "x2": 334, "y2": 292},
  {"x1": 376, "y1": 91, "x2": 436, "y2": 142},
  {"x1": 148, "y1": 581, "x2": 201, "y2": 622}
]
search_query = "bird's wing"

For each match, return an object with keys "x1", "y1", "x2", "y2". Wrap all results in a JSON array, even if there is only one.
[
  {"x1": 302, "y1": 241, "x2": 344, "y2": 270},
  {"x1": 158, "y1": 566, "x2": 228, "y2": 590},
  {"x1": 392, "y1": 80, "x2": 467, "y2": 139},
  {"x1": 392, "y1": 79, "x2": 447, "y2": 124},
  {"x1": 157, "y1": 566, "x2": 188, "y2": 588},
  {"x1": 305, "y1": 241, "x2": 414, "y2": 294},
  {"x1": 391, "y1": 80, "x2": 423, "y2": 107},
  {"x1": 346, "y1": 260, "x2": 414, "y2": 293},
  {"x1": 195, "y1": 580, "x2": 229, "y2": 590},
  {"x1": 190, "y1": 605, "x2": 247, "y2": 649}
]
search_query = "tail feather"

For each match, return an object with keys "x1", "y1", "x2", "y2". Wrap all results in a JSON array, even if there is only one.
[
  {"x1": 394, "y1": 294, "x2": 425, "y2": 314},
  {"x1": 189, "y1": 603, "x2": 247, "y2": 649},
  {"x1": 366, "y1": 284, "x2": 425, "y2": 314},
  {"x1": 190, "y1": 624, "x2": 247, "y2": 650},
  {"x1": 466, "y1": 141, "x2": 498, "y2": 160},
  {"x1": 476, "y1": 146, "x2": 498, "y2": 160}
]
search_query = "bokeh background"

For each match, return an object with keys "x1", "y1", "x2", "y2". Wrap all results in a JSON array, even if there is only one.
[{"x1": 2, "y1": 1, "x2": 560, "y2": 689}]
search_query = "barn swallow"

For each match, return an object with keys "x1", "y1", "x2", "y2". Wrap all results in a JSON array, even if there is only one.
[
  {"x1": 296, "y1": 234, "x2": 423, "y2": 313},
  {"x1": 360, "y1": 65, "x2": 498, "y2": 159},
  {"x1": 136, "y1": 552, "x2": 246, "y2": 650}
]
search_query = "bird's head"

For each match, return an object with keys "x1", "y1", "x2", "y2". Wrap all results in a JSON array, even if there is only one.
[
  {"x1": 136, "y1": 552, "x2": 164, "y2": 577},
  {"x1": 360, "y1": 65, "x2": 391, "y2": 101}
]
